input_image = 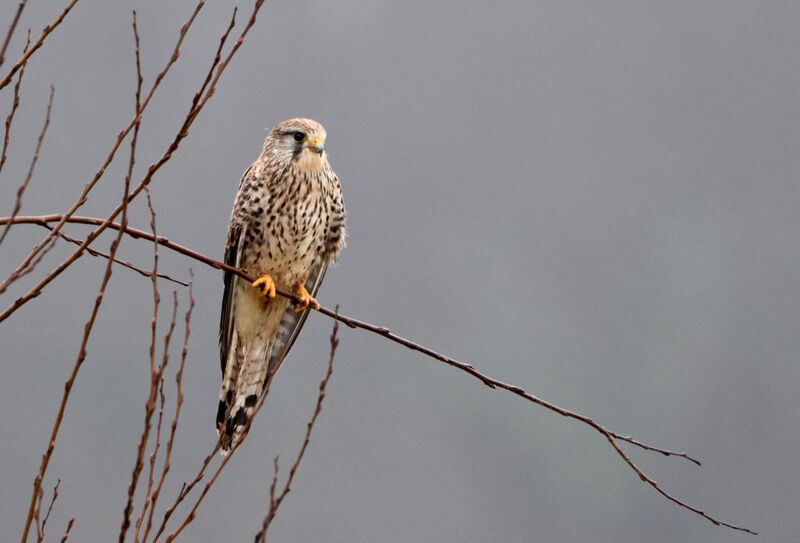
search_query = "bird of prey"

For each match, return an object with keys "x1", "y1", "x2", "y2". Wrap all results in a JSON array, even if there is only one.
[{"x1": 217, "y1": 118, "x2": 346, "y2": 453}]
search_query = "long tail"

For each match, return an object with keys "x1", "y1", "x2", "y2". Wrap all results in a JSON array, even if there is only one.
[{"x1": 216, "y1": 338, "x2": 275, "y2": 454}]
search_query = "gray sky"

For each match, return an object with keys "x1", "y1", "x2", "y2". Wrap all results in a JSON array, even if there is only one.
[{"x1": 1, "y1": 1, "x2": 798, "y2": 541}]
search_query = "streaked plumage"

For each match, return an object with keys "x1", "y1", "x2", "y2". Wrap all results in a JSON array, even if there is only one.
[{"x1": 217, "y1": 118, "x2": 346, "y2": 453}]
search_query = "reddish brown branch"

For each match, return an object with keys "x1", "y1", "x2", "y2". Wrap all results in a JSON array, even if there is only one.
[
  {"x1": 161, "y1": 449, "x2": 233, "y2": 543},
  {"x1": 0, "y1": 0, "x2": 204, "y2": 297},
  {"x1": 0, "y1": 0, "x2": 78, "y2": 91},
  {"x1": 130, "y1": 187, "x2": 167, "y2": 543},
  {"x1": 0, "y1": 0, "x2": 27, "y2": 68},
  {"x1": 157, "y1": 319, "x2": 336, "y2": 543},
  {"x1": 123, "y1": 189, "x2": 181, "y2": 543},
  {"x1": 0, "y1": 29, "x2": 30, "y2": 177},
  {"x1": 0, "y1": 213, "x2": 701, "y2": 468},
  {"x1": 138, "y1": 274, "x2": 194, "y2": 543},
  {"x1": 40, "y1": 224, "x2": 188, "y2": 286},
  {"x1": 18, "y1": 192, "x2": 131, "y2": 543},
  {"x1": 254, "y1": 319, "x2": 339, "y2": 543},
  {"x1": 118, "y1": 20, "x2": 157, "y2": 540},
  {"x1": 149, "y1": 444, "x2": 221, "y2": 543},
  {"x1": 17, "y1": 181, "x2": 129, "y2": 543},
  {"x1": 159, "y1": 303, "x2": 307, "y2": 543},
  {"x1": 2, "y1": 213, "x2": 754, "y2": 534},
  {"x1": 121, "y1": 291, "x2": 178, "y2": 543},
  {"x1": 34, "y1": 479, "x2": 60, "y2": 543},
  {"x1": 31, "y1": 486, "x2": 42, "y2": 541},
  {"x1": 0, "y1": 0, "x2": 264, "y2": 322},
  {"x1": 0, "y1": 84, "x2": 53, "y2": 246},
  {"x1": 17, "y1": 32, "x2": 139, "y2": 540},
  {"x1": 59, "y1": 519, "x2": 74, "y2": 543},
  {"x1": 154, "y1": 335, "x2": 269, "y2": 542}
]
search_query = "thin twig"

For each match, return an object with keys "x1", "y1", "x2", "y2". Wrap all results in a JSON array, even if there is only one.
[
  {"x1": 149, "y1": 443, "x2": 221, "y2": 543},
  {"x1": 158, "y1": 334, "x2": 291, "y2": 543},
  {"x1": 138, "y1": 273, "x2": 194, "y2": 543},
  {"x1": 154, "y1": 341, "x2": 284, "y2": 543},
  {"x1": 254, "y1": 319, "x2": 339, "y2": 543},
  {"x1": 0, "y1": 29, "x2": 30, "y2": 177},
  {"x1": 166, "y1": 312, "x2": 336, "y2": 543},
  {"x1": 0, "y1": 0, "x2": 78, "y2": 91},
  {"x1": 0, "y1": 84, "x2": 53, "y2": 246},
  {"x1": 40, "y1": 224, "x2": 188, "y2": 286},
  {"x1": 156, "y1": 270, "x2": 271, "y2": 542},
  {"x1": 262, "y1": 458, "x2": 279, "y2": 543},
  {"x1": 123, "y1": 188, "x2": 175, "y2": 543},
  {"x1": 162, "y1": 448, "x2": 233, "y2": 543},
  {"x1": 0, "y1": 0, "x2": 27, "y2": 67},
  {"x1": 18, "y1": 188, "x2": 129, "y2": 543},
  {"x1": 35, "y1": 479, "x2": 60, "y2": 543},
  {"x1": 59, "y1": 519, "x2": 74, "y2": 543},
  {"x1": 121, "y1": 291, "x2": 178, "y2": 543},
  {"x1": 118, "y1": 23, "x2": 155, "y2": 539},
  {"x1": 17, "y1": 44, "x2": 137, "y2": 543},
  {"x1": 0, "y1": 0, "x2": 264, "y2": 322},
  {"x1": 0, "y1": 0, "x2": 204, "y2": 296},
  {"x1": 31, "y1": 486, "x2": 42, "y2": 541},
  {"x1": 130, "y1": 272, "x2": 170, "y2": 543},
  {"x1": 130, "y1": 182, "x2": 166, "y2": 543}
]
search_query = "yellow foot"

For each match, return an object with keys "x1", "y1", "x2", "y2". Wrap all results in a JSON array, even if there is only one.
[
  {"x1": 293, "y1": 282, "x2": 319, "y2": 313},
  {"x1": 252, "y1": 274, "x2": 276, "y2": 301}
]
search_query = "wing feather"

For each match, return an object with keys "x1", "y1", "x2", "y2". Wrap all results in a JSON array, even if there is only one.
[
  {"x1": 266, "y1": 262, "x2": 328, "y2": 375},
  {"x1": 219, "y1": 166, "x2": 254, "y2": 376},
  {"x1": 218, "y1": 222, "x2": 247, "y2": 376}
]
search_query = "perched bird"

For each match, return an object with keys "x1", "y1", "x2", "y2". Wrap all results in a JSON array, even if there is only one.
[{"x1": 217, "y1": 118, "x2": 346, "y2": 453}]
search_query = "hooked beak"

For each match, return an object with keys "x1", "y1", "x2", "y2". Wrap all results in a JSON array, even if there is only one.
[{"x1": 308, "y1": 137, "x2": 325, "y2": 154}]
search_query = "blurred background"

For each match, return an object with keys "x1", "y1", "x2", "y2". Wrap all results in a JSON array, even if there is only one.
[{"x1": 1, "y1": 1, "x2": 798, "y2": 541}]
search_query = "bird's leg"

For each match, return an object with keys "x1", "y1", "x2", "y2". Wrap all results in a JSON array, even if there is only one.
[
  {"x1": 292, "y1": 282, "x2": 319, "y2": 313},
  {"x1": 252, "y1": 274, "x2": 276, "y2": 301}
]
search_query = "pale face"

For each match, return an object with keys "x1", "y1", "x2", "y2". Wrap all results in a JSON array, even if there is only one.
[{"x1": 264, "y1": 118, "x2": 328, "y2": 168}]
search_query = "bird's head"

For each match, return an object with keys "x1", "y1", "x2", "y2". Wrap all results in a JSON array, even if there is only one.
[{"x1": 263, "y1": 118, "x2": 328, "y2": 167}]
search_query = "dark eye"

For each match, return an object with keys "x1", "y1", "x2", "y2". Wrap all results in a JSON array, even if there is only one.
[{"x1": 292, "y1": 131, "x2": 305, "y2": 142}]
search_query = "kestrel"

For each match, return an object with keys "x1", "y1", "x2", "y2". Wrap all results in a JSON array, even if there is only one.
[{"x1": 217, "y1": 118, "x2": 346, "y2": 453}]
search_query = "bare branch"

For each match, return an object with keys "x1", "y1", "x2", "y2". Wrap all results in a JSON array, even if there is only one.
[
  {"x1": 0, "y1": 0, "x2": 78, "y2": 91},
  {"x1": 35, "y1": 479, "x2": 60, "y2": 543},
  {"x1": 31, "y1": 486, "x2": 41, "y2": 541},
  {"x1": 161, "y1": 449, "x2": 233, "y2": 543},
  {"x1": 149, "y1": 444, "x2": 221, "y2": 543},
  {"x1": 610, "y1": 432, "x2": 701, "y2": 466},
  {"x1": 0, "y1": 0, "x2": 27, "y2": 68},
  {"x1": 157, "y1": 333, "x2": 288, "y2": 543},
  {"x1": 121, "y1": 185, "x2": 178, "y2": 543},
  {"x1": 39, "y1": 224, "x2": 188, "y2": 286},
  {"x1": 17, "y1": 33, "x2": 139, "y2": 541},
  {"x1": 118, "y1": 20, "x2": 158, "y2": 539},
  {"x1": 0, "y1": 29, "x2": 30, "y2": 177},
  {"x1": 0, "y1": 0, "x2": 265, "y2": 322},
  {"x1": 59, "y1": 519, "x2": 74, "y2": 543},
  {"x1": 121, "y1": 291, "x2": 178, "y2": 543},
  {"x1": 254, "y1": 319, "x2": 339, "y2": 543},
  {"x1": 0, "y1": 0, "x2": 204, "y2": 296},
  {"x1": 18, "y1": 167, "x2": 130, "y2": 543},
  {"x1": 0, "y1": 84, "x2": 54, "y2": 246},
  {"x1": 131, "y1": 185, "x2": 167, "y2": 543},
  {"x1": 138, "y1": 273, "x2": 194, "y2": 543},
  {"x1": 2, "y1": 213, "x2": 755, "y2": 534},
  {"x1": 159, "y1": 316, "x2": 334, "y2": 542}
]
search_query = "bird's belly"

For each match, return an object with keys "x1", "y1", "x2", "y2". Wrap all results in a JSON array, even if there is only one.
[
  {"x1": 250, "y1": 202, "x2": 328, "y2": 287},
  {"x1": 257, "y1": 240, "x2": 319, "y2": 285}
]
